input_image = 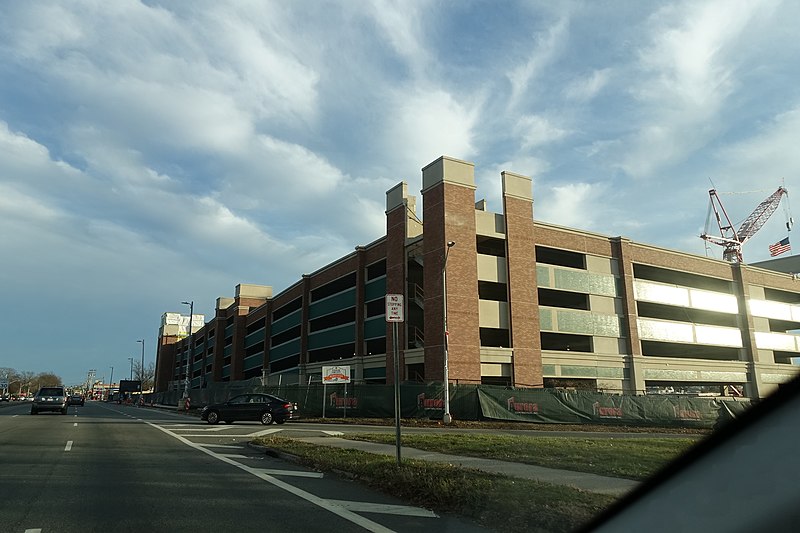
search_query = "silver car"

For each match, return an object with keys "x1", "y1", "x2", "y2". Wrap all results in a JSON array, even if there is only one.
[{"x1": 31, "y1": 386, "x2": 68, "y2": 415}]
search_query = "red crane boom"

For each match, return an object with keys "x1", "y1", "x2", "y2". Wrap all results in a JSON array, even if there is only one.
[{"x1": 700, "y1": 186, "x2": 789, "y2": 263}]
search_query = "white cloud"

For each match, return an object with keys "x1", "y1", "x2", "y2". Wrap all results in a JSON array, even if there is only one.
[
  {"x1": 563, "y1": 69, "x2": 611, "y2": 102},
  {"x1": 515, "y1": 115, "x2": 570, "y2": 150},
  {"x1": 621, "y1": 0, "x2": 779, "y2": 177},
  {"x1": 383, "y1": 87, "x2": 479, "y2": 174},
  {"x1": 535, "y1": 182, "x2": 610, "y2": 229},
  {"x1": 714, "y1": 106, "x2": 800, "y2": 181},
  {"x1": 506, "y1": 17, "x2": 569, "y2": 110}
]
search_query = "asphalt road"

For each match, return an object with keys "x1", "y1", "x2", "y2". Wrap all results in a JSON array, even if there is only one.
[{"x1": 0, "y1": 401, "x2": 486, "y2": 533}]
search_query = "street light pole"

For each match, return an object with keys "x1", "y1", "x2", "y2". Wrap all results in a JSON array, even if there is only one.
[
  {"x1": 128, "y1": 358, "x2": 133, "y2": 380},
  {"x1": 109, "y1": 366, "x2": 114, "y2": 401},
  {"x1": 137, "y1": 338, "x2": 145, "y2": 394},
  {"x1": 443, "y1": 240, "x2": 456, "y2": 424},
  {"x1": 181, "y1": 301, "x2": 194, "y2": 399}
]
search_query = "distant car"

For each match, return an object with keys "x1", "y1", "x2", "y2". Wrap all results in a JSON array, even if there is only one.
[
  {"x1": 68, "y1": 394, "x2": 85, "y2": 406},
  {"x1": 31, "y1": 386, "x2": 68, "y2": 415},
  {"x1": 0, "y1": 394, "x2": 9, "y2": 402},
  {"x1": 201, "y1": 393, "x2": 295, "y2": 425}
]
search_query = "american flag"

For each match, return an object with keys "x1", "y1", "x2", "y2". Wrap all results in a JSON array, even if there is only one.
[{"x1": 769, "y1": 237, "x2": 791, "y2": 257}]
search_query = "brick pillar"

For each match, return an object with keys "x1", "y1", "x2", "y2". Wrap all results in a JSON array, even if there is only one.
[
  {"x1": 385, "y1": 182, "x2": 411, "y2": 384},
  {"x1": 230, "y1": 307, "x2": 248, "y2": 381},
  {"x1": 422, "y1": 156, "x2": 481, "y2": 383},
  {"x1": 502, "y1": 171, "x2": 543, "y2": 387},
  {"x1": 211, "y1": 316, "x2": 225, "y2": 383},
  {"x1": 155, "y1": 338, "x2": 176, "y2": 392}
]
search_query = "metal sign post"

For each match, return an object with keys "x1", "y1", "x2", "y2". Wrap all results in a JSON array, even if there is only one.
[{"x1": 386, "y1": 294, "x2": 404, "y2": 466}]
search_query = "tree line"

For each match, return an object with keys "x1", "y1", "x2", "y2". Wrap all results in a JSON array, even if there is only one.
[{"x1": 0, "y1": 368, "x2": 62, "y2": 395}]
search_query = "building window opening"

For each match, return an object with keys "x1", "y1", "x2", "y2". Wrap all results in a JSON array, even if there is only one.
[
  {"x1": 540, "y1": 332, "x2": 592, "y2": 352},
  {"x1": 535, "y1": 246, "x2": 585, "y2": 269},
  {"x1": 476, "y1": 236, "x2": 506, "y2": 257},
  {"x1": 538, "y1": 288, "x2": 589, "y2": 310}
]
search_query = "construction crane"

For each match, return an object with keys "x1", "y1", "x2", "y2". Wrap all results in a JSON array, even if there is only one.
[{"x1": 700, "y1": 186, "x2": 791, "y2": 263}]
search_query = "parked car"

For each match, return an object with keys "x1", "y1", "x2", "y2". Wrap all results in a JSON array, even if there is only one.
[
  {"x1": 0, "y1": 394, "x2": 9, "y2": 402},
  {"x1": 31, "y1": 386, "x2": 68, "y2": 415},
  {"x1": 68, "y1": 394, "x2": 85, "y2": 406},
  {"x1": 201, "y1": 393, "x2": 295, "y2": 425}
]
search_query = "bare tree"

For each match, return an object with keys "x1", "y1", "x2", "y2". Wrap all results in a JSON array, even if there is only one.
[
  {"x1": 35, "y1": 372, "x2": 63, "y2": 387},
  {"x1": 132, "y1": 361, "x2": 156, "y2": 391}
]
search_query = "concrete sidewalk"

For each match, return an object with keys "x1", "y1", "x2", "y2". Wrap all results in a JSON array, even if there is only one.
[{"x1": 292, "y1": 436, "x2": 638, "y2": 496}]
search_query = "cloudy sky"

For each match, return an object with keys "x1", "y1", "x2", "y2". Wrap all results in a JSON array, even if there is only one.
[{"x1": 2, "y1": 0, "x2": 799, "y2": 386}]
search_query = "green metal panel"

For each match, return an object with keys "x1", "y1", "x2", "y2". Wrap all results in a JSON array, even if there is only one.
[
  {"x1": 539, "y1": 308, "x2": 553, "y2": 331},
  {"x1": 561, "y1": 365, "x2": 599, "y2": 378},
  {"x1": 272, "y1": 310, "x2": 301, "y2": 335},
  {"x1": 542, "y1": 364, "x2": 557, "y2": 375},
  {"x1": 307, "y1": 324, "x2": 356, "y2": 349},
  {"x1": 223, "y1": 345, "x2": 232, "y2": 357},
  {"x1": 224, "y1": 323, "x2": 234, "y2": 338},
  {"x1": 592, "y1": 314, "x2": 622, "y2": 337},
  {"x1": 556, "y1": 310, "x2": 594, "y2": 334},
  {"x1": 364, "y1": 316, "x2": 386, "y2": 339},
  {"x1": 559, "y1": 365, "x2": 622, "y2": 378},
  {"x1": 365, "y1": 278, "x2": 386, "y2": 301},
  {"x1": 554, "y1": 269, "x2": 617, "y2": 296},
  {"x1": 222, "y1": 365, "x2": 231, "y2": 378},
  {"x1": 270, "y1": 339, "x2": 301, "y2": 361},
  {"x1": 536, "y1": 265, "x2": 551, "y2": 288},
  {"x1": 244, "y1": 354, "x2": 263, "y2": 371},
  {"x1": 363, "y1": 367, "x2": 386, "y2": 378},
  {"x1": 309, "y1": 289, "x2": 356, "y2": 319},
  {"x1": 597, "y1": 367, "x2": 625, "y2": 378},
  {"x1": 245, "y1": 328, "x2": 266, "y2": 348}
]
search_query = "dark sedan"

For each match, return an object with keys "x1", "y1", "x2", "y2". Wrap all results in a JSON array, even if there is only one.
[
  {"x1": 68, "y1": 394, "x2": 85, "y2": 406},
  {"x1": 201, "y1": 393, "x2": 295, "y2": 425}
]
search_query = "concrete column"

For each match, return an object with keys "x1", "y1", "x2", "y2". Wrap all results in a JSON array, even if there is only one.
[
  {"x1": 610, "y1": 237, "x2": 646, "y2": 393},
  {"x1": 733, "y1": 264, "x2": 768, "y2": 398}
]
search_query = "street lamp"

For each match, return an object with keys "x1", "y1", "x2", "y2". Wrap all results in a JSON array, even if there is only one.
[
  {"x1": 137, "y1": 339, "x2": 145, "y2": 394},
  {"x1": 181, "y1": 300, "x2": 194, "y2": 399},
  {"x1": 443, "y1": 240, "x2": 456, "y2": 424}
]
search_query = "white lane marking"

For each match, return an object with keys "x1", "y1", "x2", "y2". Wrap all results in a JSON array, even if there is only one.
[
  {"x1": 172, "y1": 434, "x2": 251, "y2": 438},
  {"x1": 327, "y1": 500, "x2": 438, "y2": 518},
  {"x1": 144, "y1": 421, "x2": 396, "y2": 533},
  {"x1": 65, "y1": 441, "x2": 73, "y2": 451},
  {"x1": 199, "y1": 444, "x2": 245, "y2": 449},
  {"x1": 255, "y1": 468, "x2": 324, "y2": 479},
  {"x1": 12, "y1": 415, "x2": 18, "y2": 418},
  {"x1": 245, "y1": 428, "x2": 284, "y2": 437},
  {"x1": 74, "y1": 423, "x2": 78, "y2": 427},
  {"x1": 24, "y1": 528, "x2": 42, "y2": 533},
  {"x1": 322, "y1": 430, "x2": 344, "y2": 436},
  {"x1": 218, "y1": 454, "x2": 248, "y2": 459},
  {"x1": 173, "y1": 426, "x2": 229, "y2": 432}
]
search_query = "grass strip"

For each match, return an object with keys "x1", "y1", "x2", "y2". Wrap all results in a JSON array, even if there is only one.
[
  {"x1": 257, "y1": 436, "x2": 615, "y2": 533},
  {"x1": 343, "y1": 433, "x2": 698, "y2": 480}
]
